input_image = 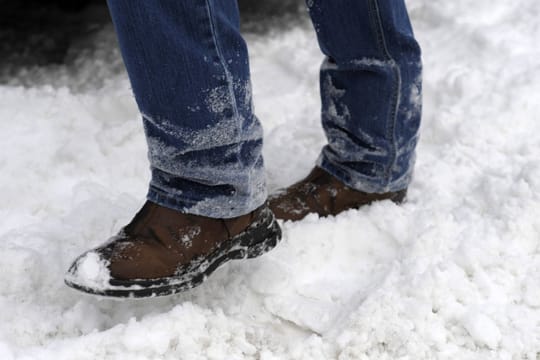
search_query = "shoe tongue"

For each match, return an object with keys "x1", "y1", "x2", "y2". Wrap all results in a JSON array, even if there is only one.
[
  {"x1": 124, "y1": 201, "x2": 156, "y2": 234},
  {"x1": 308, "y1": 167, "x2": 332, "y2": 184}
]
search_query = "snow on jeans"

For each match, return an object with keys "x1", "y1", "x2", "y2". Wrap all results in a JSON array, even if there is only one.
[{"x1": 106, "y1": 0, "x2": 422, "y2": 219}]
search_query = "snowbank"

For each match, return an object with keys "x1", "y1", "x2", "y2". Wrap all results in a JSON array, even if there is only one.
[{"x1": 1, "y1": 0, "x2": 539, "y2": 358}]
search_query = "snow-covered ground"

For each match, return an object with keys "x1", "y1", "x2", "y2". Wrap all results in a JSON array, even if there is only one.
[{"x1": 1, "y1": 0, "x2": 540, "y2": 358}]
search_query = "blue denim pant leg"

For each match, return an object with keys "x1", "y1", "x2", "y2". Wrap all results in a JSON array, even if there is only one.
[
  {"x1": 307, "y1": 0, "x2": 423, "y2": 193},
  {"x1": 106, "y1": 0, "x2": 266, "y2": 218}
]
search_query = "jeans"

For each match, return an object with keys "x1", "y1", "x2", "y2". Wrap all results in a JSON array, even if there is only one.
[{"x1": 106, "y1": 0, "x2": 422, "y2": 218}]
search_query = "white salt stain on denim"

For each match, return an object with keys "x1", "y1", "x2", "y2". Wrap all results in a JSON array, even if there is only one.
[
  {"x1": 141, "y1": 112, "x2": 177, "y2": 137},
  {"x1": 324, "y1": 56, "x2": 405, "y2": 192},
  {"x1": 407, "y1": 72, "x2": 423, "y2": 122},
  {"x1": 143, "y1": 113, "x2": 236, "y2": 152},
  {"x1": 352, "y1": 58, "x2": 395, "y2": 68},
  {"x1": 205, "y1": 85, "x2": 231, "y2": 114},
  {"x1": 322, "y1": 73, "x2": 351, "y2": 126},
  {"x1": 146, "y1": 119, "x2": 262, "y2": 169},
  {"x1": 146, "y1": 132, "x2": 266, "y2": 217},
  {"x1": 321, "y1": 57, "x2": 394, "y2": 71},
  {"x1": 141, "y1": 78, "x2": 257, "y2": 157},
  {"x1": 321, "y1": 72, "x2": 387, "y2": 162},
  {"x1": 205, "y1": 79, "x2": 253, "y2": 114}
]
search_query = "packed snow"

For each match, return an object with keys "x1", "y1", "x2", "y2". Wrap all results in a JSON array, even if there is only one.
[
  {"x1": 1, "y1": 0, "x2": 540, "y2": 358},
  {"x1": 65, "y1": 251, "x2": 112, "y2": 291}
]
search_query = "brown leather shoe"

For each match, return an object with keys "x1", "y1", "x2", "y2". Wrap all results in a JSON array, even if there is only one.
[
  {"x1": 268, "y1": 167, "x2": 407, "y2": 221},
  {"x1": 65, "y1": 201, "x2": 281, "y2": 298}
]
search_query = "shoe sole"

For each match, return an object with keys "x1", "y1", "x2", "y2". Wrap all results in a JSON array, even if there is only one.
[{"x1": 65, "y1": 207, "x2": 282, "y2": 298}]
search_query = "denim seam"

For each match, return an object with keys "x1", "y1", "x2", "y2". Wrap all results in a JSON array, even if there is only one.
[
  {"x1": 204, "y1": 0, "x2": 241, "y2": 131},
  {"x1": 204, "y1": 0, "x2": 247, "y2": 196},
  {"x1": 367, "y1": 0, "x2": 402, "y2": 187}
]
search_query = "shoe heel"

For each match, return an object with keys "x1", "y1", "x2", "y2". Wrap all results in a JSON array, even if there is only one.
[
  {"x1": 391, "y1": 189, "x2": 408, "y2": 204},
  {"x1": 238, "y1": 207, "x2": 282, "y2": 259},
  {"x1": 246, "y1": 222, "x2": 281, "y2": 259}
]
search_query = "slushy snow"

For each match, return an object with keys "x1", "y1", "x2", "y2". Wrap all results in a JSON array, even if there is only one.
[{"x1": 1, "y1": 0, "x2": 540, "y2": 358}]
